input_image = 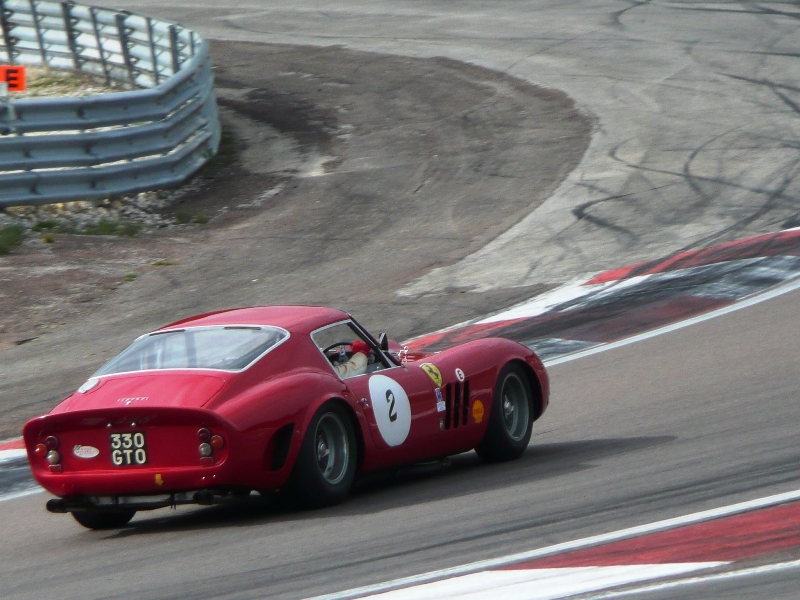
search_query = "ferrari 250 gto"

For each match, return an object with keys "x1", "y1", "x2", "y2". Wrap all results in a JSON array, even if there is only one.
[{"x1": 24, "y1": 306, "x2": 549, "y2": 529}]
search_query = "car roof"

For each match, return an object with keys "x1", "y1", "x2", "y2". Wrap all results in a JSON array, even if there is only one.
[{"x1": 157, "y1": 306, "x2": 351, "y2": 335}]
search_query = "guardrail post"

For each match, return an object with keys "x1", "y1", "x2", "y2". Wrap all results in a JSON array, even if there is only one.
[
  {"x1": 169, "y1": 25, "x2": 181, "y2": 74},
  {"x1": 61, "y1": 2, "x2": 83, "y2": 71},
  {"x1": 0, "y1": 0, "x2": 19, "y2": 64},
  {"x1": 89, "y1": 7, "x2": 111, "y2": 86},
  {"x1": 146, "y1": 17, "x2": 159, "y2": 85},
  {"x1": 29, "y1": 1, "x2": 47, "y2": 63},
  {"x1": 115, "y1": 12, "x2": 136, "y2": 87},
  {"x1": 0, "y1": 81, "x2": 16, "y2": 135}
]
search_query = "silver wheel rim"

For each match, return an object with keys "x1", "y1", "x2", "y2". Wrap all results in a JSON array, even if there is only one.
[
  {"x1": 501, "y1": 373, "x2": 530, "y2": 442},
  {"x1": 315, "y1": 413, "x2": 349, "y2": 485}
]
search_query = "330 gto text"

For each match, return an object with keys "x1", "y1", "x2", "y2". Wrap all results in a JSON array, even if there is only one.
[{"x1": 110, "y1": 432, "x2": 147, "y2": 466}]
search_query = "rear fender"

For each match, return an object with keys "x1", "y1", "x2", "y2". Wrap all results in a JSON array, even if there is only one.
[{"x1": 281, "y1": 392, "x2": 368, "y2": 476}]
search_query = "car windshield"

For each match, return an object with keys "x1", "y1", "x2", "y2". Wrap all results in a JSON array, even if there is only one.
[{"x1": 93, "y1": 326, "x2": 288, "y2": 375}]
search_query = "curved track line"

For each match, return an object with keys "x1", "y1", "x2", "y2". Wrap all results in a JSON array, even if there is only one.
[
  {"x1": 591, "y1": 559, "x2": 800, "y2": 599},
  {"x1": 307, "y1": 488, "x2": 800, "y2": 600},
  {"x1": 545, "y1": 274, "x2": 800, "y2": 366}
]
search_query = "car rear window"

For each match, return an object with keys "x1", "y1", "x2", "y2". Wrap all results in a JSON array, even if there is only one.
[{"x1": 93, "y1": 326, "x2": 288, "y2": 375}]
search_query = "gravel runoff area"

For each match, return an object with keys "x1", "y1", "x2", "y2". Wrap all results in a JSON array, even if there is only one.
[{"x1": 0, "y1": 41, "x2": 590, "y2": 437}]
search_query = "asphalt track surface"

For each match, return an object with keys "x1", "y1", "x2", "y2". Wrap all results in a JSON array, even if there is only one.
[{"x1": 4, "y1": 1, "x2": 800, "y2": 599}]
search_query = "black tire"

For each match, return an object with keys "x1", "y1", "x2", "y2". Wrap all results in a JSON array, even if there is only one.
[
  {"x1": 71, "y1": 509, "x2": 136, "y2": 530},
  {"x1": 287, "y1": 402, "x2": 357, "y2": 508},
  {"x1": 475, "y1": 363, "x2": 534, "y2": 462}
]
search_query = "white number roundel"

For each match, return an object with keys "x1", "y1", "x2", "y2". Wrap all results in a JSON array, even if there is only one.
[{"x1": 368, "y1": 374, "x2": 411, "y2": 447}]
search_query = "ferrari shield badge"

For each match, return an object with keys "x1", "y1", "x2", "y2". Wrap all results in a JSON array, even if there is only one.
[{"x1": 420, "y1": 363, "x2": 443, "y2": 387}]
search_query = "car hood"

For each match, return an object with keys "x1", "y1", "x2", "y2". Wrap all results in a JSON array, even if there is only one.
[{"x1": 59, "y1": 372, "x2": 227, "y2": 411}]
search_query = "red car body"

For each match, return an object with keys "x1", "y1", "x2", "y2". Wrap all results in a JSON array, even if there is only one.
[{"x1": 24, "y1": 306, "x2": 549, "y2": 513}]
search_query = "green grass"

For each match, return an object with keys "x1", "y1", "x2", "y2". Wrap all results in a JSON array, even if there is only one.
[
  {"x1": 151, "y1": 260, "x2": 178, "y2": 267},
  {"x1": 174, "y1": 210, "x2": 210, "y2": 225},
  {"x1": 123, "y1": 273, "x2": 137, "y2": 282},
  {"x1": 42, "y1": 232, "x2": 56, "y2": 244},
  {"x1": 27, "y1": 69, "x2": 90, "y2": 91},
  {"x1": 0, "y1": 224, "x2": 24, "y2": 255},
  {"x1": 116, "y1": 222, "x2": 142, "y2": 238},
  {"x1": 175, "y1": 210, "x2": 193, "y2": 224},
  {"x1": 31, "y1": 220, "x2": 58, "y2": 232},
  {"x1": 81, "y1": 219, "x2": 119, "y2": 236}
]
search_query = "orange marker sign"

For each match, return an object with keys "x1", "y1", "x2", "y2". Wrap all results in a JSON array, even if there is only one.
[{"x1": 0, "y1": 66, "x2": 26, "y2": 92}]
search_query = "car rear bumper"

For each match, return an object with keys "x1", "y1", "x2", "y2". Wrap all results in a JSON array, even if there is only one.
[{"x1": 34, "y1": 464, "x2": 234, "y2": 497}]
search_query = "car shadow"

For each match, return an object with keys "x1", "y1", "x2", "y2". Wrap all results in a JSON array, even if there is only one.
[
  {"x1": 109, "y1": 435, "x2": 675, "y2": 537},
  {"x1": 346, "y1": 435, "x2": 676, "y2": 511}
]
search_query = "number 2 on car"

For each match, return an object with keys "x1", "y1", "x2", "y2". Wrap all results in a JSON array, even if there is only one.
[{"x1": 110, "y1": 432, "x2": 147, "y2": 465}]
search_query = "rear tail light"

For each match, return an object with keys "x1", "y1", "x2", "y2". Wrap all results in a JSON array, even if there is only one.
[
  {"x1": 34, "y1": 444, "x2": 47, "y2": 458},
  {"x1": 45, "y1": 436, "x2": 59, "y2": 450},
  {"x1": 197, "y1": 431, "x2": 225, "y2": 465},
  {"x1": 46, "y1": 450, "x2": 61, "y2": 465}
]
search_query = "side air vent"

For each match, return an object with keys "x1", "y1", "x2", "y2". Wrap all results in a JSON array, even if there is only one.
[
  {"x1": 443, "y1": 380, "x2": 470, "y2": 429},
  {"x1": 268, "y1": 423, "x2": 295, "y2": 471}
]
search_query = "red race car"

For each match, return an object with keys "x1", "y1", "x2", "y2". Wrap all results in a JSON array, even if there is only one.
[{"x1": 23, "y1": 306, "x2": 549, "y2": 529}]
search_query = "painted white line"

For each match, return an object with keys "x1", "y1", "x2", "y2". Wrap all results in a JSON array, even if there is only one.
[
  {"x1": 0, "y1": 487, "x2": 43, "y2": 503},
  {"x1": 544, "y1": 274, "x2": 800, "y2": 367},
  {"x1": 476, "y1": 274, "x2": 604, "y2": 324},
  {"x1": 589, "y1": 558, "x2": 800, "y2": 599},
  {"x1": 0, "y1": 449, "x2": 27, "y2": 464},
  {"x1": 358, "y1": 564, "x2": 725, "y2": 600},
  {"x1": 306, "y1": 487, "x2": 800, "y2": 600}
]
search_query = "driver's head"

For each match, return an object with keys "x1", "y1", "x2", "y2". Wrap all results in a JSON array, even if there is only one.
[{"x1": 351, "y1": 340, "x2": 371, "y2": 356}]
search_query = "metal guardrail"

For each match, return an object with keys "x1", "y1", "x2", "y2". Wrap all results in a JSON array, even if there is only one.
[{"x1": 0, "y1": 0, "x2": 219, "y2": 206}]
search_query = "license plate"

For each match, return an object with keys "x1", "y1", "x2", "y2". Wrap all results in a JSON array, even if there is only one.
[{"x1": 109, "y1": 432, "x2": 147, "y2": 466}]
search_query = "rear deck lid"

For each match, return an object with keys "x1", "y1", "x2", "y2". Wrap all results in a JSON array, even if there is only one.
[{"x1": 63, "y1": 372, "x2": 227, "y2": 410}]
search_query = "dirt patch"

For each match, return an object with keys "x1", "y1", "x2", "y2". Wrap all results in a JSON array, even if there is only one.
[{"x1": 0, "y1": 41, "x2": 590, "y2": 437}]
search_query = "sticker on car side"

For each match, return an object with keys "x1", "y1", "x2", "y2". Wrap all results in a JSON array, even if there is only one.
[
  {"x1": 472, "y1": 399, "x2": 485, "y2": 423},
  {"x1": 435, "y1": 388, "x2": 446, "y2": 412},
  {"x1": 368, "y1": 374, "x2": 412, "y2": 447}
]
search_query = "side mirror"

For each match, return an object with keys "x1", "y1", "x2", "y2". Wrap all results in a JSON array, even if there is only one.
[{"x1": 378, "y1": 332, "x2": 389, "y2": 352}]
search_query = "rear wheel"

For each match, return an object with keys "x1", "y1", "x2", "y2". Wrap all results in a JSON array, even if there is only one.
[
  {"x1": 475, "y1": 363, "x2": 534, "y2": 462},
  {"x1": 71, "y1": 509, "x2": 136, "y2": 530},
  {"x1": 288, "y1": 402, "x2": 357, "y2": 508}
]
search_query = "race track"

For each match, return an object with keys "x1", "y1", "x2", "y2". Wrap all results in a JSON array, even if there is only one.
[
  {"x1": 3, "y1": 1, "x2": 800, "y2": 599},
  {"x1": 4, "y1": 282, "x2": 800, "y2": 599}
]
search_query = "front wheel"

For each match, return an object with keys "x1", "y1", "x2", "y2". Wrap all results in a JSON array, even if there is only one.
[
  {"x1": 71, "y1": 509, "x2": 136, "y2": 530},
  {"x1": 475, "y1": 363, "x2": 534, "y2": 462},
  {"x1": 288, "y1": 402, "x2": 357, "y2": 508}
]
